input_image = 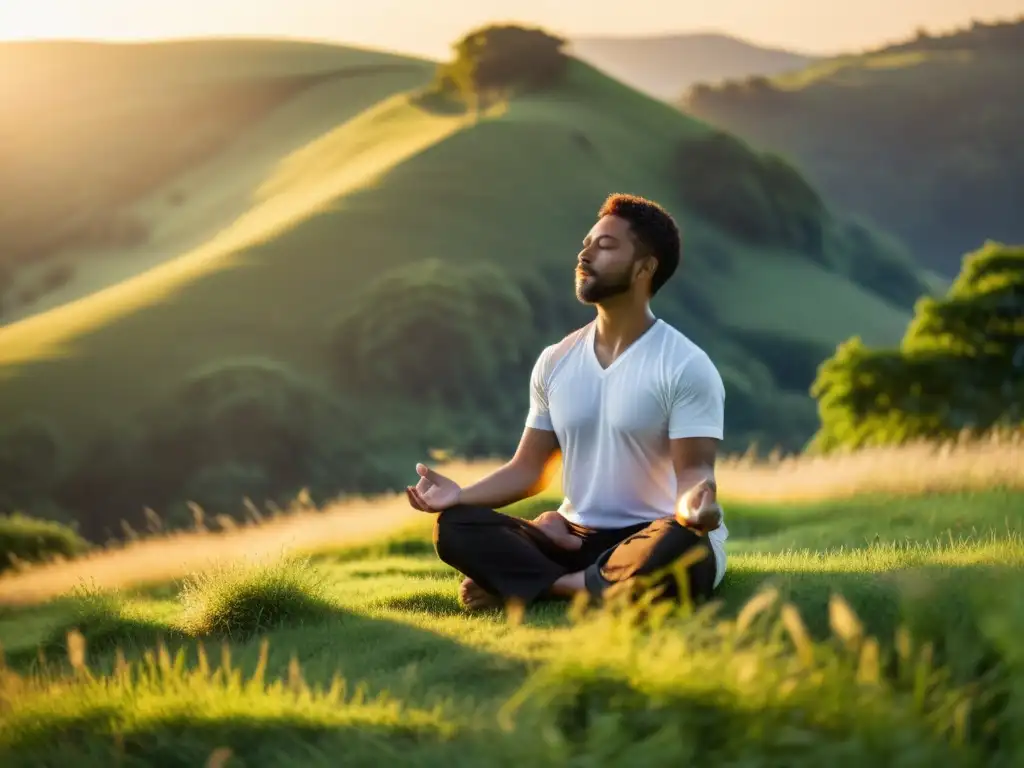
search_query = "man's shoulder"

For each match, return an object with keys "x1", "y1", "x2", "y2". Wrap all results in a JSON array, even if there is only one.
[
  {"x1": 536, "y1": 323, "x2": 592, "y2": 371},
  {"x1": 655, "y1": 320, "x2": 716, "y2": 368}
]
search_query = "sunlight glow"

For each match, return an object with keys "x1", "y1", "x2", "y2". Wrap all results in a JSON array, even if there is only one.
[{"x1": 1, "y1": 0, "x2": 1020, "y2": 59}]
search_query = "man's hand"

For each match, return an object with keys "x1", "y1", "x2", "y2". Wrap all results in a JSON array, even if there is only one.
[
  {"x1": 676, "y1": 478, "x2": 722, "y2": 534},
  {"x1": 530, "y1": 510, "x2": 583, "y2": 550},
  {"x1": 406, "y1": 463, "x2": 461, "y2": 512}
]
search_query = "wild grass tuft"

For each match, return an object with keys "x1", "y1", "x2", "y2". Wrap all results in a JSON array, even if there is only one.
[{"x1": 176, "y1": 555, "x2": 335, "y2": 639}]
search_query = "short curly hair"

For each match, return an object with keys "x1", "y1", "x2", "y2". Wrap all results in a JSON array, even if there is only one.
[{"x1": 598, "y1": 193, "x2": 681, "y2": 296}]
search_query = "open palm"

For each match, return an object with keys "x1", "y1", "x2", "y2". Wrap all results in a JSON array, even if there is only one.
[{"x1": 406, "y1": 463, "x2": 461, "y2": 512}]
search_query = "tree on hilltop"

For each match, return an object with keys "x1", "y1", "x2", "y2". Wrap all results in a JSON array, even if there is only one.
[{"x1": 434, "y1": 24, "x2": 569, "y2": 110}]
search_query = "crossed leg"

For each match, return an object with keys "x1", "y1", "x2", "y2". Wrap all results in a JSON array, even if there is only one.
[{"x1": 433, "y1": 504, "x2": 718, "y2": 611}]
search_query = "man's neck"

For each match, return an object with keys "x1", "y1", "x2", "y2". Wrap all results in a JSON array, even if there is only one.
[{"x1": 593, "y1": 295, "x2": 657, "y2": 354}]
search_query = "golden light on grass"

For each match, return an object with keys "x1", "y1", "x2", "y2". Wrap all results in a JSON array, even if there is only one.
[
  {"x1": 440, "y1": 428, "x2": 1024, "y2": 504},
  {"x1": 715, "y1": 429, "x2": 1024, "y2": 503},
  {"x1": 0, "y1": 430, "x2": 1020, "y2": 607}
]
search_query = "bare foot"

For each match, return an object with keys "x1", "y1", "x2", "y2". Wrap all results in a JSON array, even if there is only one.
[
  {"x1": 458, "y1": 578, "x2": 502, "y2": 611},
  {"x1": 531, "y1": 511, "x2": 583, "y2": 550}
]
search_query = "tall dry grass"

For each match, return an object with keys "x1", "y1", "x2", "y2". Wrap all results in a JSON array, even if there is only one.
[
  {"x1": 440, "y1": 427, "x2": 1024, "y2": 503},
  {"x1": 0, "y1": 430, "x2": 1020, "y2": 605},
  {"x1": 716, "y1": 428, "x2": 1024, "y2": 502}
]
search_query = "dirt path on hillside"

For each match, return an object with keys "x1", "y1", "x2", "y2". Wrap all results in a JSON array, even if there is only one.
[{"x1": 0, "y1": 496, "x2": 423, "y2": 607}]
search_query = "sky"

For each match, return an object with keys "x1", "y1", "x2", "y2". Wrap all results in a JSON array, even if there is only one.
[{"x1": 1, "y1": 0, "x2": 1021, "y2": 59}]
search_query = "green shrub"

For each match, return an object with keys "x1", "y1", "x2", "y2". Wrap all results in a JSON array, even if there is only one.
[
  {"x1": 811, "y1": 241, "x2": 1024, "y2": 451},
  {"x1": 177, "y1": 556, "x2": 335, "y2": 639},
  {"x1": 0, "y1": 512, "x2": 88, "y2": 573}
]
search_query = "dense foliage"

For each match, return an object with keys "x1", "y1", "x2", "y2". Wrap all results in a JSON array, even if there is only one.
[
  {"x1": 810, "y1": 241, "x2": 1024, "y2": 451},
  {"x1": 433, "y1": 24, "x2": 569, "y2": 106},
  {"x1": 674, "y1": 130, "x2": 826, "y2": 257},
  {"x1": 0, "y1": 512, "x2": 88, "y2": 572},
  {"x1": 683, "y1": 18, "x2": 1024, "y2": 275},
  {"x1": 673, "y1": 130, "x2": 928, "y2": 307}
]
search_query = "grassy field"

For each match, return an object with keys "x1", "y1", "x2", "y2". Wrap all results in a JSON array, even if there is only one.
[
  {"x1": 1, "y1": 437, "x2": 1022, "y2": 765},
  {"x1": 0, "y1": 40, "x2": 914, "y2": 468}
]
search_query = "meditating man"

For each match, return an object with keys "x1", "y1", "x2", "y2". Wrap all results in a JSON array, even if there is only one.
[{"x1": 406, "y1": 193, "x2": 728, "y2": 611}]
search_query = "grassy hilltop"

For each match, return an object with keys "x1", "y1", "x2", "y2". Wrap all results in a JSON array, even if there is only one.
[
  {"x1": 683, "y1": 18, "x2": 1024, "y2": 276},
  {"x1": 0, "y1": 28, "x2": 929, "y2": 537}
]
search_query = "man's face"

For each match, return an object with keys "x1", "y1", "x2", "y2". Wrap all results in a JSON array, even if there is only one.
[{"x1": 575, "y1": 215, "x2": 645, "y2": 304}]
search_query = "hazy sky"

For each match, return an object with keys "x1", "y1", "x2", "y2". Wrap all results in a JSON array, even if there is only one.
[{"x1": 2, "y1": 0, "x2": 1021, "y2": 58}]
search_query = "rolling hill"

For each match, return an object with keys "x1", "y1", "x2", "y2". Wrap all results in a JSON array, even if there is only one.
[
  {"x1": 0, "y1": 38, "x2": 434, "y2": 322},
  {"x1": 0, "y1": 34, "x2": 925, "y2": 538},
  {"x1": 682, "y1": 18, "x2": 1024, "y2": 276},
  {"x1": 567, "y1": 32, "x2": 819, "y2": 101}
]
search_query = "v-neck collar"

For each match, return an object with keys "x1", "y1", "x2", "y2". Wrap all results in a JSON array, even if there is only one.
[{"x1": 588, "y1": 318, "x2": 661, "y2": 377}]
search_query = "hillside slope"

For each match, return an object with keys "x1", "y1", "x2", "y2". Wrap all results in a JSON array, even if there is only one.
[
  {"x1": 0, "y1": 38, "x2": 433, "y2": 322},
  {"x1": 0, "y1": 40, "x2": 919, "y2": 537},
  {"x1": 568, "y1": 32, "x2": 819, "y2": 101},
  {"x1": 682, "y1": 19, "x2": 1024, "y2": 275}
]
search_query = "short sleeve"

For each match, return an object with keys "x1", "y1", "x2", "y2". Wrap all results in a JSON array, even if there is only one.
[
  {"x1": 668, "y1": 350, "x2": 725, "y2": 440},
  {"x1": 525, "y1": 346, "x2": 554, "y2": 431}
]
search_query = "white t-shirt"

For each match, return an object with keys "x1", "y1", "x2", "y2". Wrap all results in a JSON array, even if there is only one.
[{"x1": 525, "y1": 318, "x2": 729, "y2": 588}]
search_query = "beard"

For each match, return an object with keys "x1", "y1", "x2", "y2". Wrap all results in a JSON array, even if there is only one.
[{"x1": 575, "y1": 266, "x2": 633, "y2": 304}]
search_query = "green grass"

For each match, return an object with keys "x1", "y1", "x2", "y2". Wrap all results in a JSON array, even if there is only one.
[
  {"x1": 1, "y1": 489, "x2": 1022, "y2": 765},
  {"x1": 0, "y1": 46, "x2": 910, "y2": 470}
]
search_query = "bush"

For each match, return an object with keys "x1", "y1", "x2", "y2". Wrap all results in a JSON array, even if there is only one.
[
  {"x1": 674, "y1": 130, "x2": 826, "y2": 256},
  {"x1": 0, "y1": 512, "x2": 88, "y2": 573},
  {"x1": 177, "y1": 556, "x2": 334, "y2": 640},
  {"x1": 811, "y1": 241, "x2": 1024, "y2": 451}
]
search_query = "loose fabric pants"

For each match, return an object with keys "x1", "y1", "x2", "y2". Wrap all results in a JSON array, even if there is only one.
[{"x1": 432, "y1": 504, "x2": 718, "y2": 606}]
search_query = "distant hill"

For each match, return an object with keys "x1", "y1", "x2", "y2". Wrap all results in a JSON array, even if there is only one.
[
  {"x1": 0, "y1": 35, "x2": 926, "y2": 538},
  {"x1": 567, "y1": 32, "x2": 819, "y2": 101},
  {"x1": 683, "y1": 18, "x2": 1024, "y2": 276}
]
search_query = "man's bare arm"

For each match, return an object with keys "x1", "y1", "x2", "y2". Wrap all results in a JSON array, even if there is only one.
[
  {"x1": 456, "y1": 427, "x2": 561, "y2": 509},
  {"x1": 670, "y1": 436, "x2": 722, "y2": 532}
]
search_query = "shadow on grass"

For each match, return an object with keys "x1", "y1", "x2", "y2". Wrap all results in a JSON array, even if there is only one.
[
  {"x1": 380, "y1": 590, "x2": 466, "y2": 617},
  {"x1": 0, "y1": 709, "x2": 465, "y2": 767},
  {"x1": 7, "y1": 593, "x2": 533, "y2": 708}
]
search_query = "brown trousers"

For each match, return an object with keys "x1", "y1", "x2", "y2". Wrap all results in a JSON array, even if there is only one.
[{"x1": 432, "y1": 504, "x2": 718, "y2": 607}]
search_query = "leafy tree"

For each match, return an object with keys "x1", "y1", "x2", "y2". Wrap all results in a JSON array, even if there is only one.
[
  {"x1": 673, "y1": 130, "x2": 826, "y2": 257},
  {"x1": 435, "y1": 24, "x2": 569, "y2": 108},
  {"x1": 809, "y1": 241, "x2": 1024, "y2": 451},
  {"x1": 330, "y1": 258, "x2": 533, "y2": 409}
]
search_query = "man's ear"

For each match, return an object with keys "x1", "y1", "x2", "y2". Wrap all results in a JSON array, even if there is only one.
[{"x1": 640, "y1": 253, "x2": 658, "y2": 281}]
